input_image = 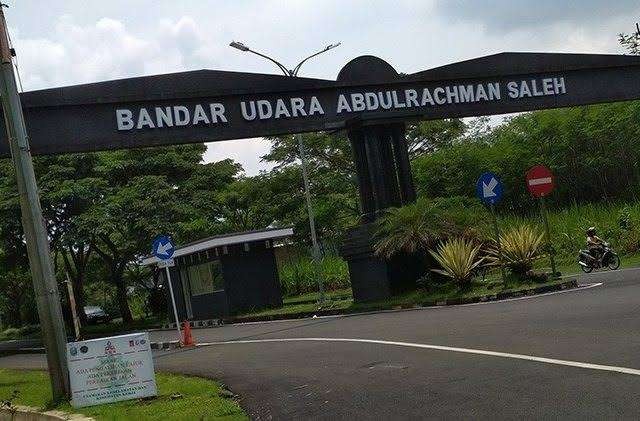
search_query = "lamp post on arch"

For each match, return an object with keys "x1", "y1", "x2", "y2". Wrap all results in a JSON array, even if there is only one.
[{"x1": 229, "y1": 41, "x2": 341, "y2": 303}]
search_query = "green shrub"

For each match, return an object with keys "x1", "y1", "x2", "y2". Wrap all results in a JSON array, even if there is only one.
[
  {"x1": 429, "y1": 238, "x2": 483, "y2": 286},
  {"x1": 0, "y1": 324, "x2": 40, "y2": 341}
]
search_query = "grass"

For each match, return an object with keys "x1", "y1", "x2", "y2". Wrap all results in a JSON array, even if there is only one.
[
  {"x1": 238, "y1": 296, "x2": 353, "y2": 319},
  {"x1": 352, "y1": 277, "x2": 564, "y2": 312},
  {"x1": 0, "y1": 369, "x2": 247, "y2": 420},
  {"x1": 235, "y1": 276, "x2": 571, "y2": 320},
  {"x1": 500, "y1": 201, "x2": 640, "y2": 262},
  {"x1": 535, "y1": 250, "x2": 640, "y2": 276},
  {"x1": 283, "y1": 288, "x2": 352, "y2": 305}
]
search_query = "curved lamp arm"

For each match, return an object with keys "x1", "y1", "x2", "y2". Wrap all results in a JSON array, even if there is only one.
[
  {"x1": 246, "y1": 49, "x2": 291, "y2": 77},
  {"x1": 291, "y1": 43, "x2": 341, "y2": 77}
]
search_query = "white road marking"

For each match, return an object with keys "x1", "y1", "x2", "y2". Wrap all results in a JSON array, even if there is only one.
[
  {"x1": 528, "y1": 177, "x2": 552, "y2": 186},
  {"x1": 197, "y1": 336, "x2": 640, "y2": 377}
]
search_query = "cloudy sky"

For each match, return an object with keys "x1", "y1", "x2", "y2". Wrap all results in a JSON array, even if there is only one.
[{"x1": 5, "y1": 0, "x2": 640, "y2": 174}]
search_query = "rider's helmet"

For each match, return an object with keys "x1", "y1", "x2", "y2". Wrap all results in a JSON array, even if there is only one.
[{"x1": 586, "y1": 227, "x2": 596, "y2": 236}]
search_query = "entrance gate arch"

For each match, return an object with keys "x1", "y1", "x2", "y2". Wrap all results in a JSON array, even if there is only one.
[{"x1": 8, "y1": 51, "x2": 640, "y2": 301}]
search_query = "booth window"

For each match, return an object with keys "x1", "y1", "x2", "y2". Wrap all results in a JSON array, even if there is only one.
[{"x1": 187, "y1": 261, "x2": 224, "y2": 296}]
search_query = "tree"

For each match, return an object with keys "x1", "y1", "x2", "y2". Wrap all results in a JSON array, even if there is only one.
[
  {"x1": 412, "y1": 101, "x2": 640, "y2": 212},
  {"x1": 619, "y1": 27, "x2": 640, "y2": 55},
  {"x1": 178, "y1": 159, "x2": 244, "y2": 239},
  {"x1": 34, "y1": 153, "x2": 105, "y2": 325},
  {"x1": 85, "y1": 176, "x2": 177, "y2": 323},
  {"x1": 0, "y1": 158, "x2": 36, "y2": 326},
  {"x1": 405, "y1": 119, "x2": 467, "y2": 158},
  {"x1": 261, "y1": 132, "x2": 359, "y2": 244},
  {"x1": 83, "y1": 145, "x2": 210, "y2": 323},
  {"x1": 78, "y1": 144, "x2": 245, "y2": 323},
  {"x1": 0, "y1": 267, "x2": 33, "y2": 326},
  {"x1": 217, "y1": 175, "x2": 277, "y2": 232}
]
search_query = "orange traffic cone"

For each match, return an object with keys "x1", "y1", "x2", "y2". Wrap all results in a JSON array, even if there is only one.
[{"x1": 181, "y1": 320, "x2": 195, "y2": 347}]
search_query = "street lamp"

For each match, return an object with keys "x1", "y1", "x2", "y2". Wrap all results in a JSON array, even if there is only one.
[
  {"x1": 230, "y1": 41, "x2": 341, "y2": 77},
  {"x1": 229, "y1": 41, "x2": 341, "y2": 303}
]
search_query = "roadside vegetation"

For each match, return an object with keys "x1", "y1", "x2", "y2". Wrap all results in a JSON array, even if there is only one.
[
  {"x1": 236, "y1": 277, "x2": 572, "y2": 320},
  {"x1": 0, "y1": 369, "x2": 247, "y2": 420}
]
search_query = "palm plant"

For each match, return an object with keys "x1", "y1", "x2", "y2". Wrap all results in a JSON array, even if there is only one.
[
  {"x1": 429, "y1": 238, "x2": 483, "y2": 286},
  {"x1": 374, "y1": 196, "x2": 489, "y2": 259},
  {"x1": 488, "y1": 224, "x2": 545, "y2": 275},
  {"x1": 373, "y1": 201, "x2": 434, "y2": 259}
]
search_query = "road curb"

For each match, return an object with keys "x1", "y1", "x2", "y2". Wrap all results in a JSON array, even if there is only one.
[
  {"x1": 150, "y1": 340, "x2": 181, "y2": 350},
  {"x1": 226, "y1": 279, "x2": 579, "y2": 324},
  {"x1": 148, "y1": 318, "x2": 223, "y2": 332},
  {"x1": 0, "y1": 347, "x2": 46, "y2": 357},
  {"x1": 2, "y1": 341, "x2": 182, "y2": 355},
  {"x1": 0, "y1": 404, "x2": 93, "y2": 421}
]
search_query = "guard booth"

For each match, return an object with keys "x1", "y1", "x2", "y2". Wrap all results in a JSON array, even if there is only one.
[{"x1": 142, "y1": 227, "x2": 292, "y2": 319}]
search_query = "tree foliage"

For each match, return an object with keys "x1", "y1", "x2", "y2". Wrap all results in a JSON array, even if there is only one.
[
  {"x1": 619, "y1": 29, "x2": 640, "y2": 55},
  {"x1": 260, "y1": 132, "x2": 360, "y2": 244},
  {"x1": 3, "y1": 24, "x2": 640, "y2": 326},
  {"x1": 413, "y1": 101, "x2": 640, "y2": 213},
  {"x1": 0, "y1": 143, "x2": 244, "y2": 326}
]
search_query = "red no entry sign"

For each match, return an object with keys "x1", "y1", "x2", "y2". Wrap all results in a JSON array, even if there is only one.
[{"x1": 526, "y1": 165, "x2": 555, "y2": 197}]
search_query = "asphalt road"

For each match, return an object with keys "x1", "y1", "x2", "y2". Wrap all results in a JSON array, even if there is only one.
[{"x1": 2, "y1": 269, "x2": 640, "y2": 420}]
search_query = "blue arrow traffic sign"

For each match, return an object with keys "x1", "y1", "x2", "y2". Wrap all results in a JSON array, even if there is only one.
[
  {"x1": 476, "y1": 172, "x2": 504, "y2": 205},
  {"x1": 152, "y1": 235, "x2": 175, "y2": 260}
]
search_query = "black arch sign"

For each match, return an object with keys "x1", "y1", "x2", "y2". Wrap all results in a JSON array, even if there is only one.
[{"x1": 5, "y1": 52, "x2": 640, "y2": 157}]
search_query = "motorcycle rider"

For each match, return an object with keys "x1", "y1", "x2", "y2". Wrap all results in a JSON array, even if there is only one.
[{"x1": 586, "y1": 227, "x2": 605, "y2": 263}]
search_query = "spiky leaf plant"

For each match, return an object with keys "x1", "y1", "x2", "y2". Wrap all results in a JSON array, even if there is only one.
[
  {"x1": 429, "y1": 238, "x2": 483, "y2": 285},
  {"x1": 488, "y1": 224, "x2": 545, "y2": 275}
]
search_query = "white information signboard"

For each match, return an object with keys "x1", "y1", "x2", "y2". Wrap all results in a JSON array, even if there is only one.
[{"x1": 67, "y1": 332, "x2": 157, "y2": 408}]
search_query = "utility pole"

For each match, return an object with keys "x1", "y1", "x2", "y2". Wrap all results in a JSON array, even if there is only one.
[
  {"x1": 0, "y1": 4, "x2": 69, "y2": 401},
  {"x1": 297, "y1": 133, "x2": 324, "y2": 300},
  {"x1": 229, "y1": 41, "x2": 340, "y2": 304}
]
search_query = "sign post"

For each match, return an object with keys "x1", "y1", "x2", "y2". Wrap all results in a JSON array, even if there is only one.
[
  {"x1": 526, "y1": 165, "x2": 557, "y2": 278},
  {"x1": 152, "y1": 235, "x2": 181, "y2": 342},
  {"x1": 476, "y1": 172, "x2": 506, "y2": 284}
]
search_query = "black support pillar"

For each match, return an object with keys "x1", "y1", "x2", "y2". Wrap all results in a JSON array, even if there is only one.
[
  {"x1": 391, "y1": 124, "x2": 416, "y2": 204},
  {"x1": 337, "y1": 56, "x2": 425, "y2": 302},
  {"x1": 340, "y1": 121, "x2": 423, "y2": 302}
]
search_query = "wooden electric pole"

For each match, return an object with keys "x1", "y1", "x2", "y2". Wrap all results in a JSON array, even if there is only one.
[{"x1": 0, "y1": 4, "x2": 69, "y2": 401}]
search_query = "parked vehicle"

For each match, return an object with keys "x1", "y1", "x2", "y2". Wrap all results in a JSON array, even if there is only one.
[
  {"x1": 83, "y1": 306, "x2": 111, "y2": 325},
  {"x1": 578, "y1": 242, "x2": 620, "y2": 273}
]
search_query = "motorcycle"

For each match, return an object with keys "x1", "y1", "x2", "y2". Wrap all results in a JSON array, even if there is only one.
[{"x1": 577, "y1": 242, "x2": 620, "y2": 273}]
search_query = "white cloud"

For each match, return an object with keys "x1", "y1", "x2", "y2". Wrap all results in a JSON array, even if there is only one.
[
  {"x1": 203, "y1": 138, "x2": 275, "y2": 176},
  {"x1": 433, "y1": 0, "x2": 640, "y2": 32},
  {"x1": 10, "y1": 15, "x2": 213, "y2": 89}
]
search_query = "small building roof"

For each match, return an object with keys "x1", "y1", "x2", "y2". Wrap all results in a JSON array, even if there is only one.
[{"x1": 140, "y1": 227, "x2": 294, "y2": 266}]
